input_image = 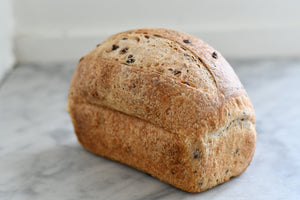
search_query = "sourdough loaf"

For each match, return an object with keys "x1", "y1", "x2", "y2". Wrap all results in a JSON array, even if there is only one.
[{"x1": 67, "y1": 28, "x2": 256, "y2": 192}]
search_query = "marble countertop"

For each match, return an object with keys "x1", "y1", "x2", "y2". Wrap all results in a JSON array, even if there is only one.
[{"x1": 1, "y1": 59, "x2": 299, "y2": 200}]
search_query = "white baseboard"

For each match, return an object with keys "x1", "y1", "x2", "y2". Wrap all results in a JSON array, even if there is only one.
[
  {"x1": 0, "y1": 0, "x2": 15, "y2": 81},
  {"x1": 15, "y1": 26, "x2": 300, "y2": 63}
]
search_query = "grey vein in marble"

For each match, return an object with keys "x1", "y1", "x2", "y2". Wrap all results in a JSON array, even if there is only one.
[{"x1": 0, "y1": 60, "x2": 300, "y2": 200}]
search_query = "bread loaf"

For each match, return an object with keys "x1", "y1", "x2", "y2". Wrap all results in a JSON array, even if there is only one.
[{"x1": 67, "y1": 28, "x2": 256, "y2": 193}]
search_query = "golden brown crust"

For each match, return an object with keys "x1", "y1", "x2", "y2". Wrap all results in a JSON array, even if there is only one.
[
  {"x1": 134, "y1": 28, "x2": 244, "y2": 98},
  {"x1": 67, "y1": 28, "x2": 256, "y2": 192}
]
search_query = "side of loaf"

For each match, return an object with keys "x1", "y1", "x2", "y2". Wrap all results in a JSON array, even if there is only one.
[{"x1": 67, "y1": 28, "x2": 256, "y2": 192}]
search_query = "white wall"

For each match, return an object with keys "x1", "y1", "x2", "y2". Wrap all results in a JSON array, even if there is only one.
[
  {"x1": 14, "y1": 0, "x2": 300, "y2": 63},
  {"x1": 0, "y1": 0, "x2": 15, "y2": 80}
]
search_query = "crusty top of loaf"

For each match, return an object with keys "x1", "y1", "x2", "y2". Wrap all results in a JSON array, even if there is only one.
[
  {"x1": 98, "y1": 31, "x2": 217, "y2": 93},
  {"x1": 68, "y1": 28, "x2": 254, "y2": 136}
]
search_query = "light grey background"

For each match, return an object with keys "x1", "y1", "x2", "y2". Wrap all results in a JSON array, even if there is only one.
[
  {"x1": 13, "y1": 0, "x2": 300, "y2": 63},
  {"x1": 1, "y1": 0, "x2": 300, "y2": 66}
]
